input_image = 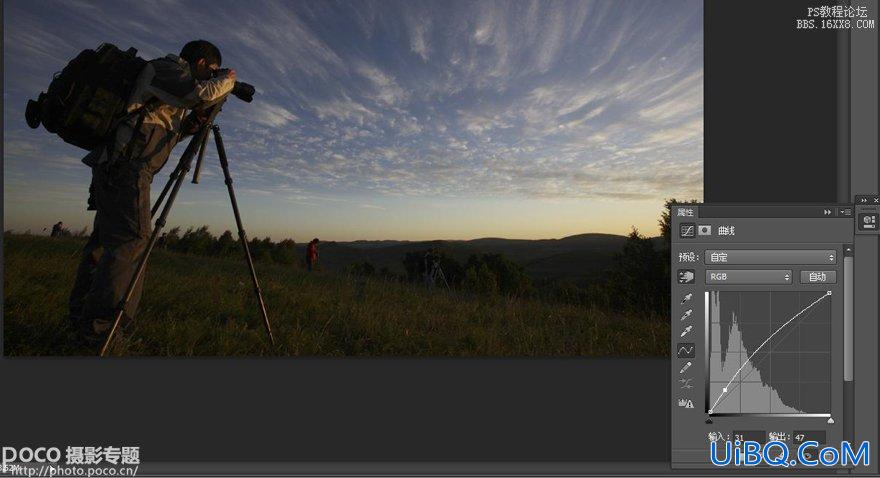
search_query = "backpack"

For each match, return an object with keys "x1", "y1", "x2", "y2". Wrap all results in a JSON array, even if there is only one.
[{"x1": 25, "y1": 43, "x2": 147, "y2": 151}]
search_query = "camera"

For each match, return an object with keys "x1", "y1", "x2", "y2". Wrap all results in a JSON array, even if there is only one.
[
  {"x1": 214, "y1": 68, "x2": 255, "y2": 103},
  {"x1": 231, "y1": 81, "x2": 255, "y2": 103}
]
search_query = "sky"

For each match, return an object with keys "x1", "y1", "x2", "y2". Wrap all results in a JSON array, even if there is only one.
[{"x1": 3, "y1": 0, "x2": 703, "y2": 242}]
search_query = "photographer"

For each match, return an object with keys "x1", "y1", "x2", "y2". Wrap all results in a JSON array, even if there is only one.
[{"x1": 68, "y1": 40, "x2": 236, "y2": 345}]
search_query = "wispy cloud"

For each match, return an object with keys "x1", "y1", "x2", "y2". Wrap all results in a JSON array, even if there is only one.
[
  {"x1": 4, "y1": 0, "x2": 703, "y2": 238},
  {"x1": 236, "y1": 101, "x2": 299, "y2": 128},
  {"x1": 405, "y1": 10, "x2": 431, "y2": 61},
  {"x1": 355, "y1": 61, "x2": 409, "y2": 106}
]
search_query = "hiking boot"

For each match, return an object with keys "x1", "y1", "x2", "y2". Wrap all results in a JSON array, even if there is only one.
[
  {"x1": 76, "y1": 314, "x2": 134, "y2": 349},
  {"x1": 76, "y1": 320, "x2": 107, "y2": 348}
]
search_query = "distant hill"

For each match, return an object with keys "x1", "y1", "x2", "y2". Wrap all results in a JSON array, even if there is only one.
[{"x1": 296, "y1": 233, "x2": 665, "y2": 285}]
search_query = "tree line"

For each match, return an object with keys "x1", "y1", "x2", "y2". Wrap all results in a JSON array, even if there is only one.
[
  {"x1": 535, "y1": 198, "x2": 698, "y2": 318},
  {"x1": 347, "y1": 249, "x2": 535, "y2": 298},
  {"x1": 156, "y1": 226, "x2": 301, "y2": 266},
  {"x1": 349, "y1": 198, "x2": 697, "y2": 319},
  {"x1": 24, "y1": 199, "x2": 695, "y2": 318}
]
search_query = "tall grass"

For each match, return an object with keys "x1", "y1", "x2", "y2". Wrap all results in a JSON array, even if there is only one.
[{"x1": 3, "y1": 234, "x2": 668, "y2": 357}]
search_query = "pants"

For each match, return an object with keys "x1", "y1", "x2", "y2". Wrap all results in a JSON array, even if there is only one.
[{"x1": 69, "y1": 123, "x2": 177, "y2": 332}]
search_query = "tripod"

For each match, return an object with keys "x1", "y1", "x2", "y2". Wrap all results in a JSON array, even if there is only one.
[
  {"x1": 430, "y1": 263, "x2": 450, "y2": 290},
  {"x1": 99, "y1": 99, "x2": 276, "y2": 356},
  {"x1": 424, "y1": 255, "x2": 450, "y2": 291}
]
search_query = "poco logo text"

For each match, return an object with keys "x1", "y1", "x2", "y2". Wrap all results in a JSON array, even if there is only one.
[{"x1": 2, "y1": 447, "x2": 63, "y2": 466}]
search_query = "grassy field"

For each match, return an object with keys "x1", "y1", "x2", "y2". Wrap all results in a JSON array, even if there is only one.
[{"x1": 3, "y1": 234, "x2": 668, "y2": 357}]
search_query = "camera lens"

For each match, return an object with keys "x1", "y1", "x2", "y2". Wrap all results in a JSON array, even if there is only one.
[{"x1": 231, "y1": 81, "x2": 255, "y2": 103}]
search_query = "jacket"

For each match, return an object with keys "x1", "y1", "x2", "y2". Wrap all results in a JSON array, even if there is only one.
[
  {"x1": 85, "y1": 54, "x2": 235, "y2": 168},
  {"x1": 126, "y1": 54, "x2": 235, "y2": 131}
]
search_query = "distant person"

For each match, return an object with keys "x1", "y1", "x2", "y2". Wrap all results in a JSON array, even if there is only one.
[
  {"x1": 423, "y1": 249, "x2": 440, "y2": 289},
  {"x1": 68, "y1": 40, "x2": 237, "y2": 345},
  {"x1": 50, "y1": 221, "x2": 64, "y2": 237},
  {"x1": 306, "y1": 238, "x2": 320, "y2": 272},
  {"x1": 423, "y1": 250, "x2": 434, "y2": 289}
]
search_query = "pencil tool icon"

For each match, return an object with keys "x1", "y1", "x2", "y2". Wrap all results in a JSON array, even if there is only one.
[{"x1": 679, "y1": 361, "x2": 692, "y2": 374}]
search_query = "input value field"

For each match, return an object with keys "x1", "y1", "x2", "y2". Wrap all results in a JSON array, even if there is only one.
[{"x1": 703, "y1": 249, "x2": 837, "y2": 265}]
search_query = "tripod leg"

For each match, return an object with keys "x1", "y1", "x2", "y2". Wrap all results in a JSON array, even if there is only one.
[
  {"x1": 152, "y1": 128, "x2": 211, "y2": 217},
  {"x1": 211, "y1": 125, "x2": 277, "y2": 347},
  {"x1": 151, "y1": 158, "x2": 184, "y2": 218},
  {"x1": 99, "y1": 113, "x2": 219, "y2": 357},
  {"x1": 438, "y1": 268, "x2": 450, "y2": 290},
  {"x1": 191, "y1": 126, "x2": 211, "y2": 185}
]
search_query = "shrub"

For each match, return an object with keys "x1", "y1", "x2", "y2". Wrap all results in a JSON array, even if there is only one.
[{"x1": 464, "y1": 253, "x2": 533, "y2": 298}]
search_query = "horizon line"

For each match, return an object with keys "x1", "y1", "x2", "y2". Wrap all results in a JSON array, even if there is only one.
[{"x1": 4, "y1": 228, "x2": 664, "y2": 244}]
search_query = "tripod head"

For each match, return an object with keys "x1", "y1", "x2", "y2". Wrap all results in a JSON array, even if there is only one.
[{"x1": 189, "y1": 75, "x2": 257, "y2": 184}]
